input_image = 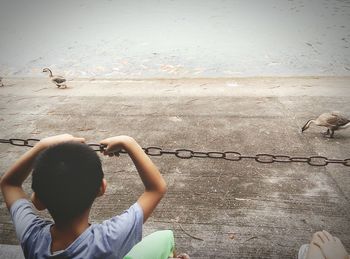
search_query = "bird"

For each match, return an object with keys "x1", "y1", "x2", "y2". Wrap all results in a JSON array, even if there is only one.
[
  {"x1": 0, "y1": 77, "x2": 3, "y2": 87},
  {"x1": 301, "y1": 112, "x2": 350, "y2": 138},
  {"x1": 42, "y1": 68, "x2": 67, "y2": 88}
]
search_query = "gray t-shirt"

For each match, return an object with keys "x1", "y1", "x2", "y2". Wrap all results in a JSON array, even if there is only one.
[{"x1": 10, "y1": 199, "x2": 143, "y2": 259}]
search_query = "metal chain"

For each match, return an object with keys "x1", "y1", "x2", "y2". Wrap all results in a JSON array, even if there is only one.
[{"x1": 0, "y1": 138, "x2": 349, "y2": 167}]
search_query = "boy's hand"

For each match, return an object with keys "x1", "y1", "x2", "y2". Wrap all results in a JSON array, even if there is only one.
[
  {"x1": 99, "y1": 135, "x2": 132, "y2": 156},
  {"x1": 37, "y1": 134, "x2": 85, "y2": 150},
  {"x1": 100, "y1": 135, "x2": 167, "y2": 222}
]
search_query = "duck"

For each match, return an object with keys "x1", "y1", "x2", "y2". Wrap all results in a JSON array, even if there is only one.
[
  {"x1": 42, "y1": 68, "x2": 67, "y2": 88},
  {"x1": 301, "y1": 112, "x2": 350, "y2": 138}
]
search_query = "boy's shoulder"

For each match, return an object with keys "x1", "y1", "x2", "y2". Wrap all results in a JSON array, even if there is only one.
[
  {"x1": 10, "y1": 198, "x2": 52, "y2": 237},
  {"x1": 10, "y1": 199, "x2": 53, "y2": 256},
  {"x1": 10, "y1": 200, "x2": 144, "y2": 258},
  {"x1": 93, "y1": 202, "x2": 143, "y2": 242}
]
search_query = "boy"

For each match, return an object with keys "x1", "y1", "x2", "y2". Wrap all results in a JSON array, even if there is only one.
[{"x1": 0, "y1": 134, "x2": 188, "y2": 258}]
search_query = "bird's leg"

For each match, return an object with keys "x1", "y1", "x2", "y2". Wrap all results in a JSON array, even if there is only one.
[
  {"x1": 322, "y1": 129, "x2": 330, "y2": 136},
  {"x1": 56, "y1": 83, "x2": 67, "y2": 89},
  {"x1": 324, "y1": 129, "x2": 334, "y2": 138}
]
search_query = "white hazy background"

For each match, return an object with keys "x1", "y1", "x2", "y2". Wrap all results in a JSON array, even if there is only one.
[{"x1": 0, "y1": 0, "x2": 349, "y2": 78}]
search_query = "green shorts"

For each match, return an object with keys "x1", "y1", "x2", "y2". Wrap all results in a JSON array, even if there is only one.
[{"x1": 124, "y1": 230, "x2": 175, "y2": 259}]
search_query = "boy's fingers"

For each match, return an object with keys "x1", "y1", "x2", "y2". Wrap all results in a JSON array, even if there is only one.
[
  {"x1": 316, "y1": 232, "x2": 326, "y2": 243},
  {"x1": 102, "y1": 148, "x2": 121, "y2": 157},
  {"x1": 103, "y1": 149, "x2": 114, "y2": 156},
  {"x1": 311, "y1": 232, "x2": 324, "y2": 244},
  {"x1": 312, "y1": 241, "x2": 321, "y2": 249},
  {"x1": 75, "y1": 137, "x2": 86, "y2": 143},
  {"x1": 104, "y1": 146, "x2": 113, "y2": 154},
  {"x1": 322, "y1": 230, "x2": 332, "y2": 241},
  {"x1": 99, "y1": 138, "x2": 111, "y2": 145},
  {"x1": 334, "y1": 236, "x2": 342, "y2": 243}
]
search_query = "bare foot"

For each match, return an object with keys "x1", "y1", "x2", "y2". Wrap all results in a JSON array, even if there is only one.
[
  {"x1": 305, "y1": 239, "x2": 325, "y2": 259},
  {"x1": 312, "y1": 231, "x2": 348, "y2": 259}
]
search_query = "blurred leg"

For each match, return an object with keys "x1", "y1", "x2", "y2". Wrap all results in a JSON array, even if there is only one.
[{"x1": 124, "y1": 230, "x2": 175, "y2": 259}]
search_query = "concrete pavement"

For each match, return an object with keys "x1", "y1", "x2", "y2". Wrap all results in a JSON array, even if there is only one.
[{"x1": 0, "y1": 77, "x2": 349, "y2": 258}]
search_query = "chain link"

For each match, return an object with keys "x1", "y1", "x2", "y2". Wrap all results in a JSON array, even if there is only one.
[
  {"x1": 0, "y1": 138, "x2": 349, "y2": 167},
  {"x1": 8, "y1": 138, "x2": 40, "y2": 147}
]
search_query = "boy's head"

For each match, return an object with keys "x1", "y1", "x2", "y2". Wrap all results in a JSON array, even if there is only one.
[{"x1": 32, "y1": 142, "x2": 105, "y2": 222}]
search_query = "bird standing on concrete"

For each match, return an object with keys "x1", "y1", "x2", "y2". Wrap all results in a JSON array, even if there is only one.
[
  {"x1": 42, "y1": 68, "x2": 67, "y2": 88},
  {"x1": 301, "y1": 112, "x2": 350, "y2": 138}
]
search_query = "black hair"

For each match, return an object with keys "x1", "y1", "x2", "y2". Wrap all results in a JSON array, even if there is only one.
[{"x1": 32, "y1": 142, "x2": 104, "y2": 222}]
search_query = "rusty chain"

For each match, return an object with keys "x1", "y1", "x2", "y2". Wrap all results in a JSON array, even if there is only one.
[{"x1": 0, "y1": 138, "x2": 349, "y2": 167}]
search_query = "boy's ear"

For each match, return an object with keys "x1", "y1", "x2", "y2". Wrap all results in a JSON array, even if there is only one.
[
  {"x1": 97, "y1": 178, "x2": 107, "y2": 197},
  {"x1": 31, "y1": 193, "x2": 46, "y2": 211}
]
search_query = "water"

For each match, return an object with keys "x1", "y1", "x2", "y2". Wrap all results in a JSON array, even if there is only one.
[{"x1": 0, "y1": 0, "x2": 349, "y2": 78}]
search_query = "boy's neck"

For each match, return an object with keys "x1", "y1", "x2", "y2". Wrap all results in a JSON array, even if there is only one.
[{"x1": 50, "y1": 210, "x2": 90, "y2": 253}]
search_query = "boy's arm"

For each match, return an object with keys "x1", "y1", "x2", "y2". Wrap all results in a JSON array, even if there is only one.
[
  {"x1": 0, "y1": 134, "x2": 85, "y2": 209},
  {"x1": 100, "y1": 136, "x2": 167, "y2": 222}
]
